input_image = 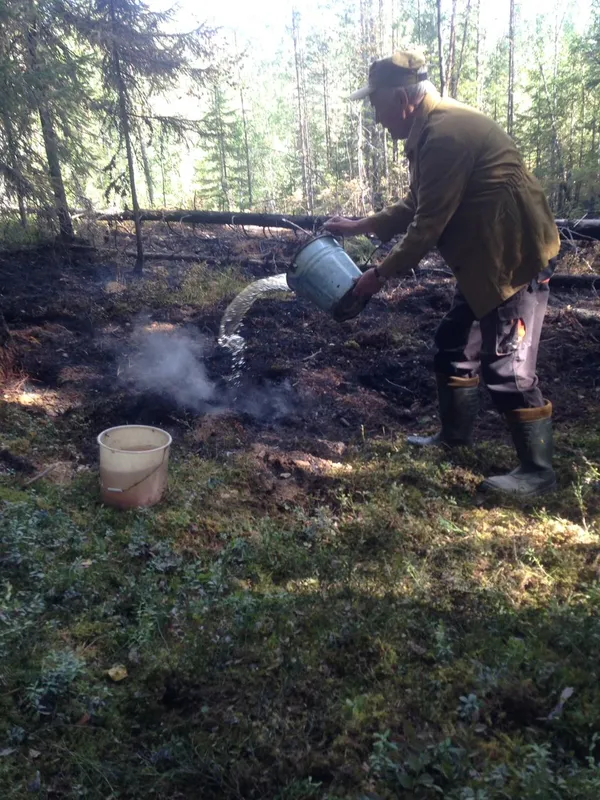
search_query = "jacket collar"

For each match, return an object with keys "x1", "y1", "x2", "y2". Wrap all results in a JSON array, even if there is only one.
[{"x1": 405, "y1": 89, "x2": 442, "y2": 156}]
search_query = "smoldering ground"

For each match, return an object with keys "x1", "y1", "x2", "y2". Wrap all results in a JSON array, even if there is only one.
[{"x1": 118, "y1": 322, "x2": 297, "y2": 421}]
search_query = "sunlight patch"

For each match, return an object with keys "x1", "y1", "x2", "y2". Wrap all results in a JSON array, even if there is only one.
[
  {"x1": 2, "y1": 387, "x2": 80, "y2": 416},
  {"x1": 143, "y1": 322, "x2": 177, "y2": 333}
]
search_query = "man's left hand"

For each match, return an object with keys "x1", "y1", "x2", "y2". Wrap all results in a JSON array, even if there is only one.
[{"x1": 353, "y1": 267, "x2": 387, "y2": 297}]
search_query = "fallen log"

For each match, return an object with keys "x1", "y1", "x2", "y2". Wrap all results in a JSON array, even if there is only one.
[
  {"x1": 547, "y1": 273, "x2": 600, "y2": 290},
  {"x1": 97, "y1": 209, "x2": 329, "y2": 231},
  {"x1": 555, "y1": 219, "x2": 600, "y2": 241},
  {"x1": 95, "y1": 209, "x2": 600, "y2": 241}
]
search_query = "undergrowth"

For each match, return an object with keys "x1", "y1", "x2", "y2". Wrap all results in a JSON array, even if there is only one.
[
  {"x1": 0, "y1": 409, "x2": 599, "y2": 798},
  {"x1": 106, "y1": 263, "x2": 249, "y2": 316}
]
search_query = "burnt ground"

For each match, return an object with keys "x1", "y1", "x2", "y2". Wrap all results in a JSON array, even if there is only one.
[{"x1": 1, "y1": 234, "x2": 599, "y2": 477}]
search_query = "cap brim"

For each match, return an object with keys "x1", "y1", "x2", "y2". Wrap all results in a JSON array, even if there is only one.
[{"x1": 348, "y1": 85, "x2": 371, "y2": 101}]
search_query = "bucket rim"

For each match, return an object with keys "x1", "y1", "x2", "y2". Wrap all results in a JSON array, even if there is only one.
[
  {"x1": 97, "y1": 424, "x2": 172, "y2": 454},
  {"x1": 290, "y1": 232, "x2": 339, "y2": 265}
]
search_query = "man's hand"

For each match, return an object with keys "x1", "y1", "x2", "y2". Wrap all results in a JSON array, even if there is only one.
[
  {"x1": 353, "y1": 267, "x2": 387, "y2": 297},
  {"x1": 323, "y1": 216, "x2": 371, "y2": 237}
]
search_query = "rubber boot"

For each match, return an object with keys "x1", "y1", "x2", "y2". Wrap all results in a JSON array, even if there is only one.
[
  {"x1": 407, "y1": 374, "x2": 480, "y2": 447},
  {"x1": 479, "y1": 401, "x2": 556, "y2": 496}
]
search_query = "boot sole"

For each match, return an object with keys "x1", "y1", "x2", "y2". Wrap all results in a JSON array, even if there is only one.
[{"x1": 478, "y1": 478, "x2": 558, "y2": 498}]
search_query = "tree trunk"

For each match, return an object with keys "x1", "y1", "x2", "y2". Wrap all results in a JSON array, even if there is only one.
[
  {"x1": 538, "y1": 60, "x2": 565, "y2": 185},
  {"x1": 292, "y1": 11, "x2": 312, "y2": 214},
  {"x1": 109, "y1": 0, "x2": 144, "y2": 273},
  {"x1": 578, "y1": 83, "x2": 585, "y2": 170},
  {"x1": 357, "y1": 108, "x2": 367, "y2": 215},
  {"x1": 239, "y1": 82, "x2": 253, "y2": 208},
  {"x1": 138, "y1": 124, "x2": 155, "y2": 207},
  {"x1": 234, "y1": 36, "x2": 253, "y2": 209},
  {"x1": 535, "y1": 90, "x2": 541, "y2": 171},
  {"x1": 507, "y1": 0, "x2": 516, "y2": 136},
  {"x1": 302, "y1": 68, "x2": 314, "y2": 213},
  {"x1": 436, "y1": 0, "x2": 446, "y2": 96},
  {"x1": 1, "y1": 114, "x2": 28, "y2": 227},
  {"x1": 453, "y1": 0, "x2": 472, "y2": 98},
  {"x1": 38, "y1": 106, "x2": 74, "y2": 239},
  {"x1": 26, "y1": 18, "x2": 73, "y2": 239},
  {"x1": 322, "y1": 55, "x2": 332, "y2": 172},
  {"x1": 445, "y1": 0, "x2": 458, "y2": 96},
  {"x1": 213, "y1": 86, "x2": 230, "y2": 211},
  {"x1": 160, "y1": 133, "x2": 167, "y2": 207},
  {"x1": 475, "y1": 0, "x2": 482, "y2": 108}
]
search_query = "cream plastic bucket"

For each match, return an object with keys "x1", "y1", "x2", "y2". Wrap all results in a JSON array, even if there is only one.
[{"x1": 97, "y1": 425, "x2": 172, "y2": 509}]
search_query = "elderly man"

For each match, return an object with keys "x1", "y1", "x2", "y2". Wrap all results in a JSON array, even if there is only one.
[{"x1": 325, "y1": 50, "x2": 560, "y2": 497}]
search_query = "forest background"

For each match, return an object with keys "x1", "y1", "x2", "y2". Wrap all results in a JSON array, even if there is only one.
[{"x1": 1, "y1": 0, "x2": 599, "y2": 242}]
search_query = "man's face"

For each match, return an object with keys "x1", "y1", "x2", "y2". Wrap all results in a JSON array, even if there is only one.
[{"x1": 370, "y1": 87, "x2": 412, "y2": 140}]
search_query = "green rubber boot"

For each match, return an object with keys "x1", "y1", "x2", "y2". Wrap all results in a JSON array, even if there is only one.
[
  {"x1": 479, "y1": 401, "x2": 557, "y2": 496},
  {"x1": 407, "y1": 374, "x2": 480, "y2": 448}
]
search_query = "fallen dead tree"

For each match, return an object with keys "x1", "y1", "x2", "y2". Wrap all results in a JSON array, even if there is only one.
[
  {"x1": 96, "y1": 209, "x2": 330, "y2": 231},
  {"x1": 547, "y1": 273, "x2": 600, "y2": 290},
  {"x1": 555, "y1": 219, "x2": 600, "y2": 241},
  {"x1": 96, "y1": 209, "x2": 600, "y2": 242}
]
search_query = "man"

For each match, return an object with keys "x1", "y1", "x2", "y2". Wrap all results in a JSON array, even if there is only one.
[{"x1": 324, "y1": 50, "x2": 560, "y2": 497}]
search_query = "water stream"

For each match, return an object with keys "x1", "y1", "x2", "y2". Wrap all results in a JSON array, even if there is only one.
[{"x1": 218, "y1": 273, "x2": 293, "y2": 386}]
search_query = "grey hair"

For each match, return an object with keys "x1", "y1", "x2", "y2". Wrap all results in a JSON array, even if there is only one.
[{"x1": 404, "y1": 79, "x2": 437, "y2": 105}]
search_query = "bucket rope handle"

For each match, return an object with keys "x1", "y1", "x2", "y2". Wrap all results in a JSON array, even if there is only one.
[
  {"x1": 104, "y1": 448, "x2": 168, "y2": 494},
  {"x1": 361, "y1": 242, "x2": 385, "y2": 270}
]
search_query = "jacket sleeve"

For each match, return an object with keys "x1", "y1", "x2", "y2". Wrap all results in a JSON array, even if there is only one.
[
  {"x1": 377, "y1": 132, "x2": 475, "y2": 279},
  {"x1": 368, "y1": 193, "x2": 416, "y2": 242}
]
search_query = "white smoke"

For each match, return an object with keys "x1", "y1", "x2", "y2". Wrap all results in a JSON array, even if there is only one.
[
  {"x1": 119, "y1": 319, "x2": 295, "y2": 421},
  {"x1": 123, "y1": 325, "x2": 216, "y2": 411}
]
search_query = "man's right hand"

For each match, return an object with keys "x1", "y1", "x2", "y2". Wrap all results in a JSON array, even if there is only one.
[{"x1": 323, "y1": 216, "x2": 370, "y2": 237}]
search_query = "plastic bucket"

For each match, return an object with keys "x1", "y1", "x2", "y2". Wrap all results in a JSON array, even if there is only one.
[
  {"x1": 97, "y1": 425, "x2": 172, "y2": 509},
  {"x1": 286, "y1": 234, "x2": 370, "y2": 322}
]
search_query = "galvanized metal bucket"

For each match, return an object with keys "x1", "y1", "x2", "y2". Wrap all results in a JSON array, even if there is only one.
[{"x1": 286, "y1": 234, "x2": 369, "y2": 322}]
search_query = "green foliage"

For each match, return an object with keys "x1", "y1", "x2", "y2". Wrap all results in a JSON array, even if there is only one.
[
  {"x1": 0, "y1": 0, "x2": 598, "y2": 238},
  {"x1": 195, "y1": 81, "x2": 251, "y2": 211}
]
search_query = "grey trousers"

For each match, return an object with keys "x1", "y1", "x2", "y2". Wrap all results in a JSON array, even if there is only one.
[{"x1": 433, "y1": 279, "x2": 550, "y2": 412}]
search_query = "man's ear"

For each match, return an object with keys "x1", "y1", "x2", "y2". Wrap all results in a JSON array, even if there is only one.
[
  {"x1": 394, "y1": 86, "x2": 409, "y2": 115},
  {"x1": 394, "y1": 86, "x2": 408, "y2": 109}
]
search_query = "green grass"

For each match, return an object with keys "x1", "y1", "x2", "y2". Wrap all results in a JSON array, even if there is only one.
[
  {"x1": 0, "y1": 217, "x2": 53, "y2": 250},
  {"x1": 104, "y1": 263, "x2": 250, "y2": 318},
  {"x1": 1, "y1": 402, "x2": 600, "y2": 798}
]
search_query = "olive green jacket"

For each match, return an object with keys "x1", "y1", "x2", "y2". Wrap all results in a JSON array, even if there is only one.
[{"x1": 371, "y1": 91, "x2": 560, "y2": 318}]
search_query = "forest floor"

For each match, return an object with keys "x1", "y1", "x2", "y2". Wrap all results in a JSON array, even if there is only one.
[{"x1": 1, "y1": 226, "x2": 600, "y2": 798}]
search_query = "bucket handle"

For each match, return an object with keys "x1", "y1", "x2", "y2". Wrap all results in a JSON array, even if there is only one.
[
  {"x1": 104, "y1": 449, "x2": 167, "y2": 494},
  {"x1": 301, "y1": 226, "x2": 385, "y2": 271}
]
